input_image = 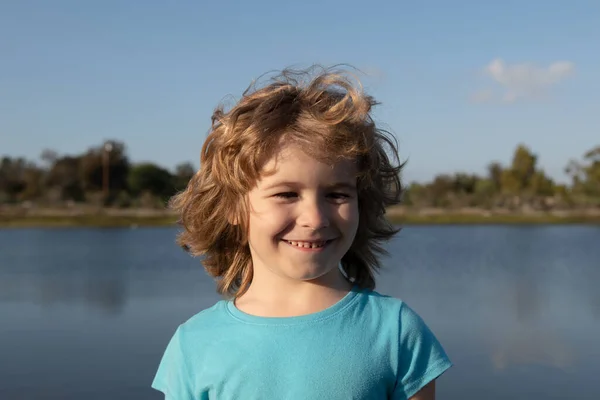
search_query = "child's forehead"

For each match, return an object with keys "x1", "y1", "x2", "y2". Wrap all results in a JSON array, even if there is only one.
[
  {"x1": 261, "y1": 142, "x2": 354, "y2": 172},
  {"x1": 255, "y1": 144, "x2": 357, "y2": 187}
]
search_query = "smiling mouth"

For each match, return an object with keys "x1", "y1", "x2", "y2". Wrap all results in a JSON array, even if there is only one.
[{"x1": 283, "y1": 239, "x2": 334, "y2": 249}]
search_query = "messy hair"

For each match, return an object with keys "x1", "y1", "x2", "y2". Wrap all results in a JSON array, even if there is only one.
[{"x1": 170, "y1": 65, "x2": 404, "y2": 299}]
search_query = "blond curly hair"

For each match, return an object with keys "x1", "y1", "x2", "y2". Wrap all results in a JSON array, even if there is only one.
[{"x1": 169, "y1": 65, "x2": 404, "y2": 298}]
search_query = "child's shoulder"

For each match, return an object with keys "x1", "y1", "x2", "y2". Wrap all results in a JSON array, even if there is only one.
[
  {"x1": 361, "y1": 289, "x2": 452, "y2": 397},
  {"x1": 176, "y1": 300, "x2": 232, "y2": 339},
  {"x1": 357, "y1": 288, "x2": 442, "y2": 340},
  {"x1": 360, "y1": 288, "x2": 422, "y2": 319}
]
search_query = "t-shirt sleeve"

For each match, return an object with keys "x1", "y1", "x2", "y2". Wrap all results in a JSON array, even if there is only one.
[
  {"x1": 392, "y1": 302, "x2": 452, "y2": 400},
  {"x1": 151, "y1": 326, "x2": 194, "y2": 400}
]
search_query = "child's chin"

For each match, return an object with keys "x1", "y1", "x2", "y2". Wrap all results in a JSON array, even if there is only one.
[{"x1": 287, "y1": 264, "x2": 338, "y2": 282}]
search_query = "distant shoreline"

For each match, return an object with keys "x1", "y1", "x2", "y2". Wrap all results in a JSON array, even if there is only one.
[{"x1": 1, "y1": 206, "x2": 599, "y2": 227}]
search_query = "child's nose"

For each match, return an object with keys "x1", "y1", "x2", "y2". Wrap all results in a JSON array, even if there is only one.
[{"x1": 297, "y1": 199, "x2": 330, "y2": 230}]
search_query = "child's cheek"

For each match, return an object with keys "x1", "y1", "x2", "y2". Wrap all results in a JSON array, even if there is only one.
[
  {"x1": 269, "y1": 207, "x2": 294, "y2": 228},
  {"x1": 254, "y1": 203, "x2": 292, "y2": 226},
  {"x1": 338, "y1": 202, "x2": 359, "y2": 223}
]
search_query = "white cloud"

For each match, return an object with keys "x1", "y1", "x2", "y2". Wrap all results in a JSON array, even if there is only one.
[{"x1": 471, "y1": 58, "x2": 575, "y2": 103}]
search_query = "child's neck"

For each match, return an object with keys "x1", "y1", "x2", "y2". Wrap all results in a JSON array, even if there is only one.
[{"x1": 234, "y1": 271, "x2": 353, "y2": 318}]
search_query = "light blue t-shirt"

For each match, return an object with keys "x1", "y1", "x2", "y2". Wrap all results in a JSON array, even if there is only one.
[{"x1": 152, "y1": 287, "x2": 452, "y2": 399}]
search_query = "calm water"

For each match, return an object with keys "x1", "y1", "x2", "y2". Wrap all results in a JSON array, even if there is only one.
[{"x1": 0, "y1": 225, "x2": 599, "y2": 399}]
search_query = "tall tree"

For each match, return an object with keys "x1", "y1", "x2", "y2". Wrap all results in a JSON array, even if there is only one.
[
  {"x1": 530, "y1": 171, "x2": 554, "y2": 196},
  {"x1": 128, "y1": 163, "x2": 175, "y2": 200},
  {"x1": 46, "y1": 156, "x2": 85, "y2": 201},
  {"x1": 80, "y1": 141, "x2": 130, "y2": 193},
  {"x1": 581, "y1": 146, "x2": 600, "y2": 197},
  {"x1": 510, "y1": 144, "x2": 537, "y2": 190},
  {"x1": 173, "y1": 162, "x2": 196, "y2": 191},
  {"x1": 487, "y1": 162, "x2": 503, "y2": 193},
  {"x1": 565, "y1": 146, "x2": 600, "y2": 198},
  {"x1": 0, "y1": 157, "x2": 27, "y2": 201},
  {"x1": 452, "y1": 173, "x2": 478, "y2": 194}
]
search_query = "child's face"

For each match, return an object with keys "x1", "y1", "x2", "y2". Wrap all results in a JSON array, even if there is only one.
[{"x1": 246, "y1": 143, "x2": 359, "y2": 286}]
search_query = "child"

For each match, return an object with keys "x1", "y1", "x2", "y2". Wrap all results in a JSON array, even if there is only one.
[{"x1": 152, "y1": 66, "x2": 452, "y2": 399}]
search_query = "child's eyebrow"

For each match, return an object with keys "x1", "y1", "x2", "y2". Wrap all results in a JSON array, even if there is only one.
[
  {"x1": 326, "y1": 182, "x2": 357, "y2": 191},
  {"x1": 262, "y1": 181, "x2": 356, "y2": 191}
]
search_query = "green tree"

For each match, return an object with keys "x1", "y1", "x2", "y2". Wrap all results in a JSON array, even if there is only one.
[
  {"x1": 474, "y1": 178, "x2": 496, "y2": 207},
  {"x1": 0, "y1": 157, "x2": 26, "y2": 201},
  {"x1": 510, "y1": 144, "x2": 537, "y2": 190},
  {"x1": 499, "y1": 144, "x2": 541, "y2": 196},
  {"x1": 582, "y1": 146, "x2": 600, "y2": 197},
  {"x1": 452, "y1": 173, "x2": 479, "y2": 194},
  {"x1": 530, "y1": 171, "x2": 555, "y2": 196},
  {"x1": 20, "y1": 164, "x2": 45, "y2": 200},
  {"x1": 487, "y1": 162, "x2": 503, "y2": 193},
  {"x1": 500, "y1": 169, "x2": 520, "y2": 195},
  {"x1": 173, "y1": 162, "x2": 196, "y2": 191},
  {"x1": 566, "y1": 146, "x2": 600, "y2": 200},
  {"x1": 428, "y1": 175, "x2": 454, "y2": 207},
  {"x1": 80, "y1": 141, "x2": 130, "y2": 193},
  {"x1": 403, "y1": 182, "x2": 426, "y2": 206},
  {"x1": 128, "y1": 163, "x2": 175, "y2": 200},
  {"x1": 46, "y1": 156, "x2": 85, "y2": 201}
]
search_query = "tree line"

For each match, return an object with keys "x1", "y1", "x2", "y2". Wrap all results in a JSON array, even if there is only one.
[
  {"x1": 403, "y1": 144, "x2": 599, "y2": 210},
  {"x1": 0, "y1": 140, "x2": 194, "y2": 208},
  {"x1": 0, "y1": 141, "x2": 598, "y2": 210}
]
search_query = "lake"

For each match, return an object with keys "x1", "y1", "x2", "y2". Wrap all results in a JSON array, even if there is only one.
[{"x1": 0, "y1": 225, "x2": 598, "y2": 399}]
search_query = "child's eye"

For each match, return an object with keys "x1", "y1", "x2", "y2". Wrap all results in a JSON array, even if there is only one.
[
  {"x1": 329, "y1": 192, "x2": 349, "y2": 198},
  {"x1": 328, "y1": 192, "x2": 351, "y2": 201},
  {"x1": 274, "y1": 192, "x2": 297, "y2": 199}
]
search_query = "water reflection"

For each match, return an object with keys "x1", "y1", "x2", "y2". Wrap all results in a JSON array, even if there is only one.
[
  {"x1": 0, "y1": 228, "x2": 210, "y2": 316},
  {"x1": 381, "y1": 225, "x2": 600, "y2": 398},
  {"x1": 491, "y1": 227, "x2": 573, "y2": 372},
  {"x1": 491, "y1": 329, "x2": 575, "y2": 372}
]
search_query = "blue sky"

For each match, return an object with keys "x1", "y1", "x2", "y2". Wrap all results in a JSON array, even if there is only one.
[{"x1": 1, "y1": 0, "x2": 598, "y2": 184}]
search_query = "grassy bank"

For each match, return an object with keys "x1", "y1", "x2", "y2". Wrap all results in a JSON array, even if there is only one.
[
  {"x1": 0, "y1": 215, "x2": 178, "y2": 228},
  {"x1": 1, "y1": 210, "x2": 599, "y2": 228},
  {"x1": 393, "y1": 213, "x2": 600, "y2": 225}
]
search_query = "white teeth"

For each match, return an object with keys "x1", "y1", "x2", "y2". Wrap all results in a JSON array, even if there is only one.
[{"x1": 286, "y1": 240, "x2": 327, "y2": 249}]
